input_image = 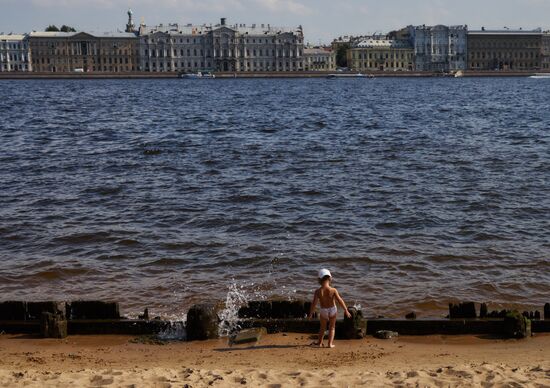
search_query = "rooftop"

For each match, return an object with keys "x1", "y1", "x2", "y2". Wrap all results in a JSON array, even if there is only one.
[
  {"x1": 28, "y1": 31, "x2": 137, "y2": 38},
  {"x1": 140, "y1": 21, "x2": 301, "y2": 36},
  {"x1": 356, "y1": 37, "x2": 412, "y2": 49},
  {"x1": 0, "y1": 34, "x2": 26, "y2": 40},
  {"x1": 469, "y1": 28, "x2": 542, "y2": 35}
]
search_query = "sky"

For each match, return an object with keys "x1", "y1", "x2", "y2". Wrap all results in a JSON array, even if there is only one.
[{"x1": 1, "y1": 0, "x2": 550, "y2": 43}]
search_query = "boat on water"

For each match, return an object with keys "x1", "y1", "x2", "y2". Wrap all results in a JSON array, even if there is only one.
[
  {"x1": 327, "y1": 73, "x2": 374, "y2": 79},
  {"x1": 529, "y1": 73, "x2": 550, "y2": 79},
  {"x1": 454, "y1": 70, "x2": 465, "y2": 78},
  {"x1": 180, "y1": 71, "x2": 216, "y2": 79}
]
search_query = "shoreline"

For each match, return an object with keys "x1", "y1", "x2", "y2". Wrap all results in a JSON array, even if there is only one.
[
  {"x1": 0, "y1": 333, "x2": 548, "y2": 387},
  {"x1": 0, "y1": 70, "x2": 548, "y2": 79}
]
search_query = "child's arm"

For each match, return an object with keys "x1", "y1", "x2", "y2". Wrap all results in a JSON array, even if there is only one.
[
  {"x1": 307, "y1": 289, "x2": 318, "y2": 319},
  {"x1": 335, "y1": 289, "x2": 352, "y2": 318}
]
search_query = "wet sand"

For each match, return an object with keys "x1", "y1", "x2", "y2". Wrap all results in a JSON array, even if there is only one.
[{"x1": 0, "y1": 332, "x2": 548, "y2": 387}]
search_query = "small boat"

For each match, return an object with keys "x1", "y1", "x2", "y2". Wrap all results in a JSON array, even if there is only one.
[
  {"x1": 454, "y1": 70, "x2": 465, "y2": 78},
  {"x1": 180, "y1": 71, "x2": 216, "y2": 79},
  {"x1": 529, "y1": 73, "x2": 550, "y2": 79}
]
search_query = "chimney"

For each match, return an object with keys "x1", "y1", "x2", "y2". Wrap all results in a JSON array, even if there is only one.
[{"x1": 221, "y1": 18, "x2": 226, "y2": 26}]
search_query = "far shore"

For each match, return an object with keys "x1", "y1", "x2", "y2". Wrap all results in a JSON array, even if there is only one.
[
  {"x1": 0, "y1": 70, "x2": 549, "y2": 80},
  {"x1": 0, "y1": 332, "x2": 548, "y2": 386}
]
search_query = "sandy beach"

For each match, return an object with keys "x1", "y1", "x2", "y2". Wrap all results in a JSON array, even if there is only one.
[{"x1": 0, "y1": 332, "x2": 548, "y2": 387}]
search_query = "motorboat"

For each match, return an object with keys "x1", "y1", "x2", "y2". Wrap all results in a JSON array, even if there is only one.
[
  {"x1": 529, "y1": 73, "x2": 550, "y2": 79},
  {"x1": 180, "y1": 71, "x2": 216, "y2": 79}
]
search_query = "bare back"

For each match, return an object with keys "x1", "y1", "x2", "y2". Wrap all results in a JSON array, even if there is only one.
[{"x1": 316, "y1": 286, "x2": 337, "y2": 309}]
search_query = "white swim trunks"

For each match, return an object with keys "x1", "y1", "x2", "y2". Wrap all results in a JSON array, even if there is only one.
[{"x1": 320, "y1": 306, "x2": 337, "y2": 320}]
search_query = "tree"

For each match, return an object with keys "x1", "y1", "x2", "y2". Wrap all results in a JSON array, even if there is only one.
[
  {"x1": 336, "y1": 44, "x2": 350, "y2": 68},
  {"x1": 45, "y1": 25, "x2": 59, "y2": 32},
  {"x1": 60, "y1": 25, "x2": 77, "y2": 32}
]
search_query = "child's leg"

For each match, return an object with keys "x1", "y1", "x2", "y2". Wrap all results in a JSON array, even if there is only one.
[
  {"x1": 318, "y1": 318, "x2": 328, "y2": 347},
  {"x1": 327, "y1": 316, "x2": 337, "y2": 348}
]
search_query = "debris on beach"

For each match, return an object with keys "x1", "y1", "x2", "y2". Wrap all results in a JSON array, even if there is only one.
[
  {"x1": 374, "y1": 330, "x2": 399, "y2": 339},
  {"x1": 229, "y1": 327, "x2": 267, "y2": 347}
]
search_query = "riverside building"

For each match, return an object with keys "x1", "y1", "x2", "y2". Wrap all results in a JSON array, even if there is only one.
[
  {"x1": 407, "y1": 25, "x2": 468, "y2": 72},
  {"x1": 467, "y1": 29, "x2": 542, "y2": 71},
  {"x1": 0, "y1": 34, "x2": 31, "y2": 72},
  {"x1": 28, "y1": 31, "x2": 139, "y2": 73},
  {"x1": 541, "y1": 33, "x2": 550, "y2": 70},
  {"x1": 303, "y1": 47, "x2": 335, "y2": 71},
  {"x1": 347, "y1": 36, "x2": 414, "y2": 72},
  {"x1": 138, "y1": 18, "x2": 304, "y2": 73}
]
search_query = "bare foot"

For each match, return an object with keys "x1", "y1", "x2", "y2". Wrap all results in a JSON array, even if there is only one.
[{"x1": 328, "y1": 344, "x2": 335, "y2": 348}]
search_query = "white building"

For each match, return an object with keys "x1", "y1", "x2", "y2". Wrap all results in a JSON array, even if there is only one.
[
  {"x1": 408, "y1": 25, "x2": 467, "y2": 72},
  {"x1": 138, "y1": 18, "x2": 304, "y2": 72},
  {"x1": 303, "y1": 47, "x2": 335, "y2": 71},
  {"x1": 0, "y1": 34, "x2": 31, "y2": 72}
]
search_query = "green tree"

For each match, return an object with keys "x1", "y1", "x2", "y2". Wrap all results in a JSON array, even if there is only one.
[
  {"x1": 336, "y1": 44, "x2": 350, "y2": 68},
  {"x1": 60, "y1": 25, "x2": 77, "y2": 32},
  {"x1": 45, "y1": 25, "x2": 59, "y2": 32}
]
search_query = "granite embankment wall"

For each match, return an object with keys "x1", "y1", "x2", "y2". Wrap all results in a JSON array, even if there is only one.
[{"x1": 0, "y1": 71, "x2": 548, "y2": 79}]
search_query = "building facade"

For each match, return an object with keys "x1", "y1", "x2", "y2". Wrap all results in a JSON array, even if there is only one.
[
  {"x1": 408, "y1": 25, "x2": 468, "y2": 72},
  {"x1": 542, "y1": 33, "x2": 550, "y2": 70},
  {"x1": 467, "y1": 29, "x2": 542, "y2": 70},
  {"x1": 0, "y1": 34, "x2": 31, "y2": 72},
  {"x1": 139, "y1": 18, "x2": 304, "y2": 73},
  {"x1": 28, "y1": 31, "x2": 139, "y2": 73},
  {"x1": 347, "y1": 36, "x2": 414, "y2": 71},
  {"x1": 303, "y1": 47, "x2": 335, "y2": 71}
]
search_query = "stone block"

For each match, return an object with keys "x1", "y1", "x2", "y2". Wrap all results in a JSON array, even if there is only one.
[
  {"x1": 68, "y1": 301, "x2": 120, "y2": 320},
  {"x1": 479, "y1": 303, "x2": 488, "y2": 319},
  {"x1": 337, "y1": 307, "x2": 365, "y2": 339},
  {"x1": 0, "y1": 301, "x2": 27, "y2": 320},
  {"x1": 246, "y1": 301, "x2": 272, "y2": 319},
  {"x1": 27, "y1": 302, "x2": 66, "y2": 320},
  {"x1": 40, "y1": 312, "x2": 68, "y2": 338},
  {"x1": 503, "y1": 311, "x2": 531, "y2": 339},
  {"x1": 405, "y1": 312, "x2": 416, "y2": 320},
  {"x1": 449, "y1": 302, "x2": 477, "y2": 319},
  {"x1": 186, "y1": 304, "x2": 220, "y2": 341}
]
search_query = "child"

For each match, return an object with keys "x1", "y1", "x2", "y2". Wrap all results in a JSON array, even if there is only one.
[{"x1": 308, "y1": 268, "x2": 351, "y2": 348}]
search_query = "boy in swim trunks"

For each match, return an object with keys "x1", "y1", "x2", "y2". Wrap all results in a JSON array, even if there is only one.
[{"x1": 307, "y1": 269, "x2": 352, "y2": 348}]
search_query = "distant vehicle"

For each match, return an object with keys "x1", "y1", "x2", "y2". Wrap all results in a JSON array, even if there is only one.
[
  {"x1": 73, "y1": 68, "x2": 84, "y2": 73},
  {"x1": 180, "y1": 71, "x2": 216, "y2": 79}
]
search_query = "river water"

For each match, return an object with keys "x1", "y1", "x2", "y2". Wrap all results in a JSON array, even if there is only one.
[{"x1": 0, "y1": 77, "x2": 548, "y2": 319}]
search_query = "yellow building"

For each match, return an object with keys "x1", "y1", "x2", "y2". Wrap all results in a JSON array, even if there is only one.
[
  {"x1": 29, "y1": 31, "x2": 139, "y2": 73},
  {"x1": 347, "y1": 37, "x2": 414, "y2": 72},
  {"x1": 303, "y1": 47, "x2": 335, "y2": 71}
]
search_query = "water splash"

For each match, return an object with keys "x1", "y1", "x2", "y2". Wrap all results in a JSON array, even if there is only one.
[
  {"x1": 158, "y1": 321, "x2": 187, "y2": 341},
  {"x1": 218, "y1": 282, "x2": 249, "y2": 337}
]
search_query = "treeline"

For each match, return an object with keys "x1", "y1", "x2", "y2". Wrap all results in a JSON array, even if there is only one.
[{"x1": 45, "y1": 25, "x2": 77, "y2": 32}]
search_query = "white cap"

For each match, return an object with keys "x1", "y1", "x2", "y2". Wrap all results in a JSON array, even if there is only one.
[{"x1": 318, "y1": 268, "x2": 332, "y2": 279}]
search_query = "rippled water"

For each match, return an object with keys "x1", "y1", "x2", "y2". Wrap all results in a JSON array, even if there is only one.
[{"x1": 0, "y1": 78, "x2": 548, "y2": 319}]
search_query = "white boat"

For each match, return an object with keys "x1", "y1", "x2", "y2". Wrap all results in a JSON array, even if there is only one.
[
  {"x1": 529, "y1": 73, "x2": 550, "y2": 79},
  {"x1": 180, "y1": 71, "x2": 216, "y2": 79},
  {"x1": 454, "y1": 70, "x2": 464, "y2": 78}
]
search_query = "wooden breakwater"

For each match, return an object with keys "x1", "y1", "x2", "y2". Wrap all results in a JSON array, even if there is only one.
[{"x1": 0, "y1": 300, "x2": 548, "y2": 340}]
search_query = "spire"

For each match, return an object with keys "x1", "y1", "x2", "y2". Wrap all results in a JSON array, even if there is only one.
[{"x1": 126, "y1": 9, "x2": 135, "y2": 33}]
